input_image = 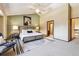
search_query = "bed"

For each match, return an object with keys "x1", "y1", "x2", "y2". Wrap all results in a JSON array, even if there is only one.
[{"x1": 19, "y1": 29, "x2": 44, "y2": 43}]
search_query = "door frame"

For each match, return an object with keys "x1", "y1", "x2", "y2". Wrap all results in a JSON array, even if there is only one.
[
  {"x1": 70, "y1": 17, "x2": 79, "y2": 41},
  {"x1": 47, "y1": 20, "x2": 54, "y2": 38}
]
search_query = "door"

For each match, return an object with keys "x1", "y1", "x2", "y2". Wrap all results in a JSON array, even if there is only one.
[
  {"x1": 47, "y1": 20, "x2": 54, "y2": 37},
  {"x1": 71, "y1": 18, "x2": 79, "y2": 40}
]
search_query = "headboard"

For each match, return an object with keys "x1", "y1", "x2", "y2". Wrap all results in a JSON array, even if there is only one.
[{"x1": 19, "y1": 26, "x2": 35, "y2": 32}]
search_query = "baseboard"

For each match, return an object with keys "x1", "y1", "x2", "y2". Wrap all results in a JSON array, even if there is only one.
[{"x1": 54, "y1": 38, "x2": 69, "y2": 42}]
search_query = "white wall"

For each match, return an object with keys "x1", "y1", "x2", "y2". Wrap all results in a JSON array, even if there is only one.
[
  {"x1": 40, "y1": 4, "x2": 70, "y2": 41},
  {"x1": 71, "y1": 4, "x2": 79, "y2": 18}
]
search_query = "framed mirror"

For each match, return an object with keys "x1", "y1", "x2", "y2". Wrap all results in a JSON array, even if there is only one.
[{"x1": 23, "y1": 16, "x2": 31, "y2": 26}]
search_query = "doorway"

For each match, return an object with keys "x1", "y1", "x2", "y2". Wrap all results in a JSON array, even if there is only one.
[
  {"x1": 71, "y1": 18, "x2": 79, "y2": 40},
  {"x1": 47, "y1": 20, "x2": 54, "y2": 37}
]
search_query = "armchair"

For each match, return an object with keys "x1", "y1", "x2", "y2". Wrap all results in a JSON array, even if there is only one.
[{"x1": 0, "y1": 33, "x2": 16, "y2": 55}]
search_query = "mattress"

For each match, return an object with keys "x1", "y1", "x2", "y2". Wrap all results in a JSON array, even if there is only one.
[{"x1": 20, "y1": 32, "x2": 43, "y2": 42}]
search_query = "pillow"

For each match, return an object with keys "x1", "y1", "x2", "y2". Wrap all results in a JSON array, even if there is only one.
[
  {"x1": 0, "y1": 36, "x2": 5, "y2": 44},
  {"x1": 27, "y1": 29, "x2": 33, "y2": 33},
  {"x1": 0, "y1": 46, "x2": 7, "y2": 53},
  {"x1": 27, "y1": 31, "x2": 33, "y2": 33},
  {"x1": 32, "y1": 30, "x2": 36, "y2": 33},
  {"x1": 22, "y1": 30, "x2": 27, "y2": 33}
]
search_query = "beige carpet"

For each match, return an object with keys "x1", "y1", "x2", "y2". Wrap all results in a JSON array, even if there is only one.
[
  {"x1": 19, "y1": 39, "x2": 79, "y2": 56},
  {"x1": 2, "y1": 38, "x2": 79, "y2": 56}
]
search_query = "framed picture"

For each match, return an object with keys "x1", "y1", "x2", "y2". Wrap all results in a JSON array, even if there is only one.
[{"x1": 23, "y1": 16, "x2": 31, "y2": 26}]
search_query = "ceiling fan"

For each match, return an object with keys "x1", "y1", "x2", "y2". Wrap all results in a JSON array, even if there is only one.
[{"x1": 29, "y1": 4, "x2": 50, "y2": 15}]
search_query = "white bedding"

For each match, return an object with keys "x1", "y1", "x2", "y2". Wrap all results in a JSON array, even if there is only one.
[{"x1": 20, "y1": 32, "x2": 43, "y2": 41}]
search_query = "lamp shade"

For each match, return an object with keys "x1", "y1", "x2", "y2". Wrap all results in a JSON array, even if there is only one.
[
  {"x1": 13, "y1": 26, "x2": 18, "y2": 30},
  {"x1": 36, "y1": 26, "x2": 39, "y2": 30}
]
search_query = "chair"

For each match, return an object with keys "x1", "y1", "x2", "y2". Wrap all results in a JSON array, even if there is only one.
[
  {"x1": 0, "y1": 33, "x2": 16, "y2": 55},
  {"x1": 10, "y1": 33, "x2": 24, "y2": 54}
]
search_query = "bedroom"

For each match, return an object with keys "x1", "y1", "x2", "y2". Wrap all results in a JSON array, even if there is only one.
[
  {"x1": 0, "y1": 3, "x2": 71, "y2": 56},
  {"x1": 0, "y1": 3, "x2": 54, "y2": 55},
  {"x1": 0, "y1": 3, "x2": 79, "y2": 56}
]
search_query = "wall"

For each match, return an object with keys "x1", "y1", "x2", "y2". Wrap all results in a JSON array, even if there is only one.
[
  {"x1": 7, "y1": 14, "x2": 40, "y2": 35},
  {"x1": 7, "y1": 15, "x2": 23, "y2": 26},
  {"x1": 26, "y1": 14, "x2": 40, "y2": 26},
  {"x1": 0, "y1": 16, "x2": 8, "y2": 39},
  {"x1": 71, "y1": 4, "x2": 79, "y2": 18},
  {"x1": 7, "y1": 14, "x2": 40, "y2": 26},
  {"x1": 40, "y1": 4, "x2": 70, "y2": 41},
  {"x1": 70, "y1": 4, "x2": 79, "y2": 39},
  {"x1": 0, "y1": 16, "x2": 3, "y2": 34},
  {"x1": 3, "y1": 16, "x2": 7, "y2": 39}
]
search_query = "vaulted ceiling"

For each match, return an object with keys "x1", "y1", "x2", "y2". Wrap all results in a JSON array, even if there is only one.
[
  {"x1": 0, "y1": 3, "x2": 79, "y2": 16},
  {"x1": 0, "y1": 3, "x2": 65, "y2": 16}
]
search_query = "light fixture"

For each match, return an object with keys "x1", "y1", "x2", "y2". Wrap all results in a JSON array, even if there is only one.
[{"x1": 35, "y1": 9, "x2": 40, "y2": 13}]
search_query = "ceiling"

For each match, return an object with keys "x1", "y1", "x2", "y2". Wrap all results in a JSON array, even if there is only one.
[{"x1": 0, "y1": 3, "x2": 78, "y2": 16}]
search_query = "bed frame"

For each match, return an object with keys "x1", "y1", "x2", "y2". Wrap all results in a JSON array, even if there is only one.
[{"x1": 23, "y1": 35, "x2": 43, "y2": 43}]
